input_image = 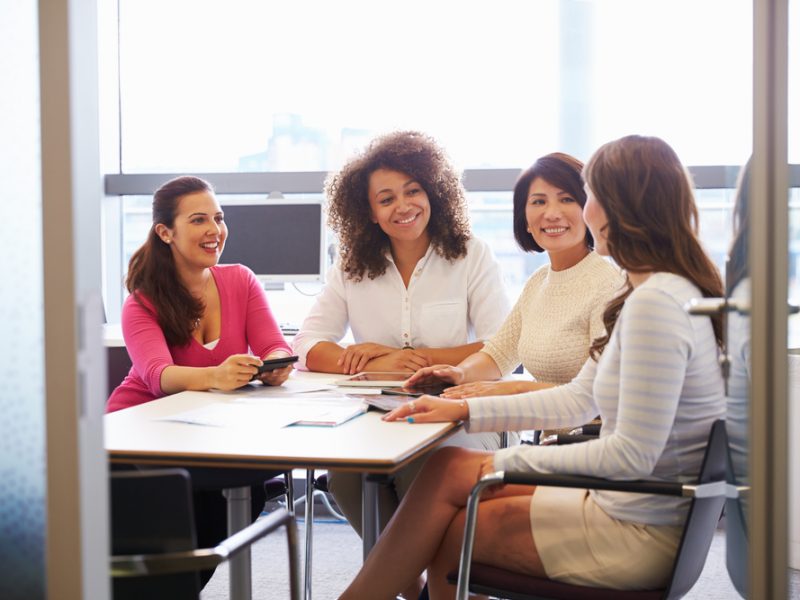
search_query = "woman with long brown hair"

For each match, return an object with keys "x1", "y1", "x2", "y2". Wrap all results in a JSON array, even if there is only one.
[
  {"x1": 339, "y1": 135, "x2": 726, "y2": 599},
  {"x1": 107, "y1": 175, "x2": 292, "y2": 412},
  {"x1": 106, "y1": 175, "x2": 293, "y2": 588}
]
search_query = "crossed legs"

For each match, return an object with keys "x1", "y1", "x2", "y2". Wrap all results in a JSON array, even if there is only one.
[{"x1": 339, "y1": 446, "x2": 545, "y2": 600}]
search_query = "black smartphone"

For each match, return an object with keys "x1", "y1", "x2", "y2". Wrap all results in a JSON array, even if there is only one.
[{"x1": 251, "y1": 355, "x2": 299, "y2": 379}]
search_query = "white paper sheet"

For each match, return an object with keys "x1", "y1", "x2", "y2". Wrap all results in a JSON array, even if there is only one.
[{"x1": 157, "y1": 395, "x2": 369, "y2": 429}]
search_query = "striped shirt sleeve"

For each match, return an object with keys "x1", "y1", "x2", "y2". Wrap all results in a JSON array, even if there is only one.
[
  {"x1": 485, "y1": 286, "x2": 694, "y2": 479},
  {"x1": 466, "y1": 357, "x2": 599, "y2": 434}
]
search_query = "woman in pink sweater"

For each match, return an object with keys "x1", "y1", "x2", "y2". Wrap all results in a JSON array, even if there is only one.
[
  {"x1": 107, "y1": 175, "x2": 292, "y2": 413},
  {"x1": 107, "y1": 175, "x2": 293, "y2": 588}
]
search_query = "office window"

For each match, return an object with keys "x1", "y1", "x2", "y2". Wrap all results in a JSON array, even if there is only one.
[
  {"x1": 118, "y1": 0, "x2": 753, "y2": 173},
  {"x1": 107, "y1": 0, "x2": 800, "y2": 331}
]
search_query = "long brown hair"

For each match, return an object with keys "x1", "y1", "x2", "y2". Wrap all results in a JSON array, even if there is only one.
[
  {"x1": 584, "y1": 136, "x2": 724, "y2": 358},
  {"x1": 325, "y1": 130, "x2": 470, "y2": 281},
  {"x1": 125, "y1": 176, "x2": 213, "y2": 347}
]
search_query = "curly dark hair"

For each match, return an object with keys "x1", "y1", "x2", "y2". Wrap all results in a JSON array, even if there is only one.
[{"x1": 325, "y1": 130, "x2": 471, "y2": 281}]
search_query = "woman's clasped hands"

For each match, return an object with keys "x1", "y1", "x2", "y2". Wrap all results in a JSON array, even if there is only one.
[
  {"x1": 337, "y1": 342, "x2": 430, "y2": 374},
  {"x1": 382, "y1": 395, "x2": 469, "y2": 423}
]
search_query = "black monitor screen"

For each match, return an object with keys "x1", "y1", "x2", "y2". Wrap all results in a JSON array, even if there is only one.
[{"x1": 219, "y1": 203, "x2": 323, "y2": 281}]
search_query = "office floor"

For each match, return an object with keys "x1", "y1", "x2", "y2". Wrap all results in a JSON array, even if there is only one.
[{"x1": 199, "y1": 503, "x2": 800, "y2": 600}]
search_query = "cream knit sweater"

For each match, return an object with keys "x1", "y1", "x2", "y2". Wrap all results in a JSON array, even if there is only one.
[{"x1": 482, "y1": 251, "x2": 624, "y2": 384}]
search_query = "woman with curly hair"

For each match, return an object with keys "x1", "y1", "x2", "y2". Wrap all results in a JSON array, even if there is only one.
[
  {"x1": 292, "y1": 130, "x2": 510, "y2": 600},
  {"x1": 293, "y1": 130, "x2": 510, "y2": 375}
]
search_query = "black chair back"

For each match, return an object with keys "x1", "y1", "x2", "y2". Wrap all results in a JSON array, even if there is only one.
[
  {"x1": 111, "y1": 469, "x2": 201, "y2": 600},
  {"x1": 662, "y1": 420, "x2": 727, "y2": 599}
]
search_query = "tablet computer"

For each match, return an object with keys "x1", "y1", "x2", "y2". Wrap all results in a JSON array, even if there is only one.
[{"x1": 334, "y1": 371, "x2": 414, "y2": 387}]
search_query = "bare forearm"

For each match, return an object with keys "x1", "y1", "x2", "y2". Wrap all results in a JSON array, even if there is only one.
[
  {"x1": 160, "y1": 365, "x2": 214, "y2": 395},
  {"x1": 305, "y1": 341, "x2": 348, "y2": 373},
  {"x1": 454, "y1": 349, "x2": 503, "y2": 382},
  {"x1": 417, "y1": 342, "x2": 486, "y2": 368}
]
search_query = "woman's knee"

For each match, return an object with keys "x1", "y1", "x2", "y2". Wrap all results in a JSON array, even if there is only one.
[
  {"x1": 416, "y1": 447, "x2": 489, "y2": 497},
  {"x1": 425, "y1": 445, "x2": 484, "y2": 473}
]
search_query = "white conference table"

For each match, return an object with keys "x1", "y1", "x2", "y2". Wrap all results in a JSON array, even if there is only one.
[{"x1": 104, "y1": 371, "x2": 460, "y2": 600}]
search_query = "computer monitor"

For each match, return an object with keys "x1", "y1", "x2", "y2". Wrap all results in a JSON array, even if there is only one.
[{"x1": 219, "y1": 201, "x2": 325, "y2": 283}]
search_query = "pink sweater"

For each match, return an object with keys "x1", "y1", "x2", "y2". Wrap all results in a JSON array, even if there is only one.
[{"x1": 107, "y1": 264, "x2": 291, "y2": 412}]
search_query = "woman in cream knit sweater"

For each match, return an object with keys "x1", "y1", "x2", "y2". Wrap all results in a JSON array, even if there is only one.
[{"x1": 407, "y1": 152, "x2": 624, "y2": 395}]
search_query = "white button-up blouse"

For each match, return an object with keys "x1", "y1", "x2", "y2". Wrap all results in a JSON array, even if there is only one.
[{"x1": 292, "y1": 237, "x2": 511, "y2": 370}]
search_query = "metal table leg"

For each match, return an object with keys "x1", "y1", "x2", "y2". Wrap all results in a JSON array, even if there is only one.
[
  {"x1": 361, "y1": 474, "x2": 379, "y2": 561},
  {"x1": 286, "y1": 470, "x2": 295, "y2": 513},
  {"x1": 224, "y1": 486, "x2": 252, "y2": 600},
  {"x1": 304, "y1": 469, "x2": 314, "y2": 600}
]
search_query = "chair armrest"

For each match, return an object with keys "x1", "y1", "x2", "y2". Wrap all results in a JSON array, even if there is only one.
[
  {"x1": 502, "y1": 471, "x2": 683, "y2": 496},
  {"x1": 112, "y1": 508, "x2": 297, "y2": 577},
  {"x1": 501, "y1": 471, "x2": 725, "y2": 498},
  {"x1": 540, "y1": 433, "x2": 597, "y2": 446},
  {"x1": 572, "y1": 423, "x2": 601, "y2": 436}
]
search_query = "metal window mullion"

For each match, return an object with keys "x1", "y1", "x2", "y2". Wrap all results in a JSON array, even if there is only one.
[
  {"x1": 105, "y1": 166, "x2": 800, "y2": 197},
  {"x1": 750, "y1": 0, "x2": 790, "y2": 598}
]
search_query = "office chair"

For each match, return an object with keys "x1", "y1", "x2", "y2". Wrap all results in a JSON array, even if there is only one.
[
  {"x1": 110, "y1": 468, "x2": 301, "y2": 600},
  {"x1": 449, "y1": 419, "x2": 728, "y2": 600}
]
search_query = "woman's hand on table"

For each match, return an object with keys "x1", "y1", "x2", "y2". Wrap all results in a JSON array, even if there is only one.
[
  {"x1": 404, "y1": 364, "x2": 465, "y2": 388},
  {"x1": 441, "y1": 379, "x2": 530, "y2": 399},
  {"x1": 211, "y1": 354, "x2": 262, "y2": 390},
  {"x1": 382, "y1": 395, "x2": 469, "y2": 423},
  {"x1": 337, "y1": 342, "x2": 395, "y2": 374}
]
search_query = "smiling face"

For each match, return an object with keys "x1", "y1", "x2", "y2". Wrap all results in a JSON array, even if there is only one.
[
  {"x1": 367, "y1": 168, "x2": 431, "y2": 247},
  {"x1": 156, "y1": 190, "x2": 227, "y2": 275},
  {"x1": 582, "y1": 184, "x2": 609, "y2": 256},
  {"x1": 525, "y1": 177, "x2": 589, "y2": 270}
]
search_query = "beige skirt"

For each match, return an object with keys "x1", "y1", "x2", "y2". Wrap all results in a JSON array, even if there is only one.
[{"x1": 531, "y1": 486, "x2": 683, "y2": 590}]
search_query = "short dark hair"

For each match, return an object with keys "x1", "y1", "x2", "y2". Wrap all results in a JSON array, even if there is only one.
[{"x1": 512, "y1": 152, "x2": 592, "y2": 253}]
